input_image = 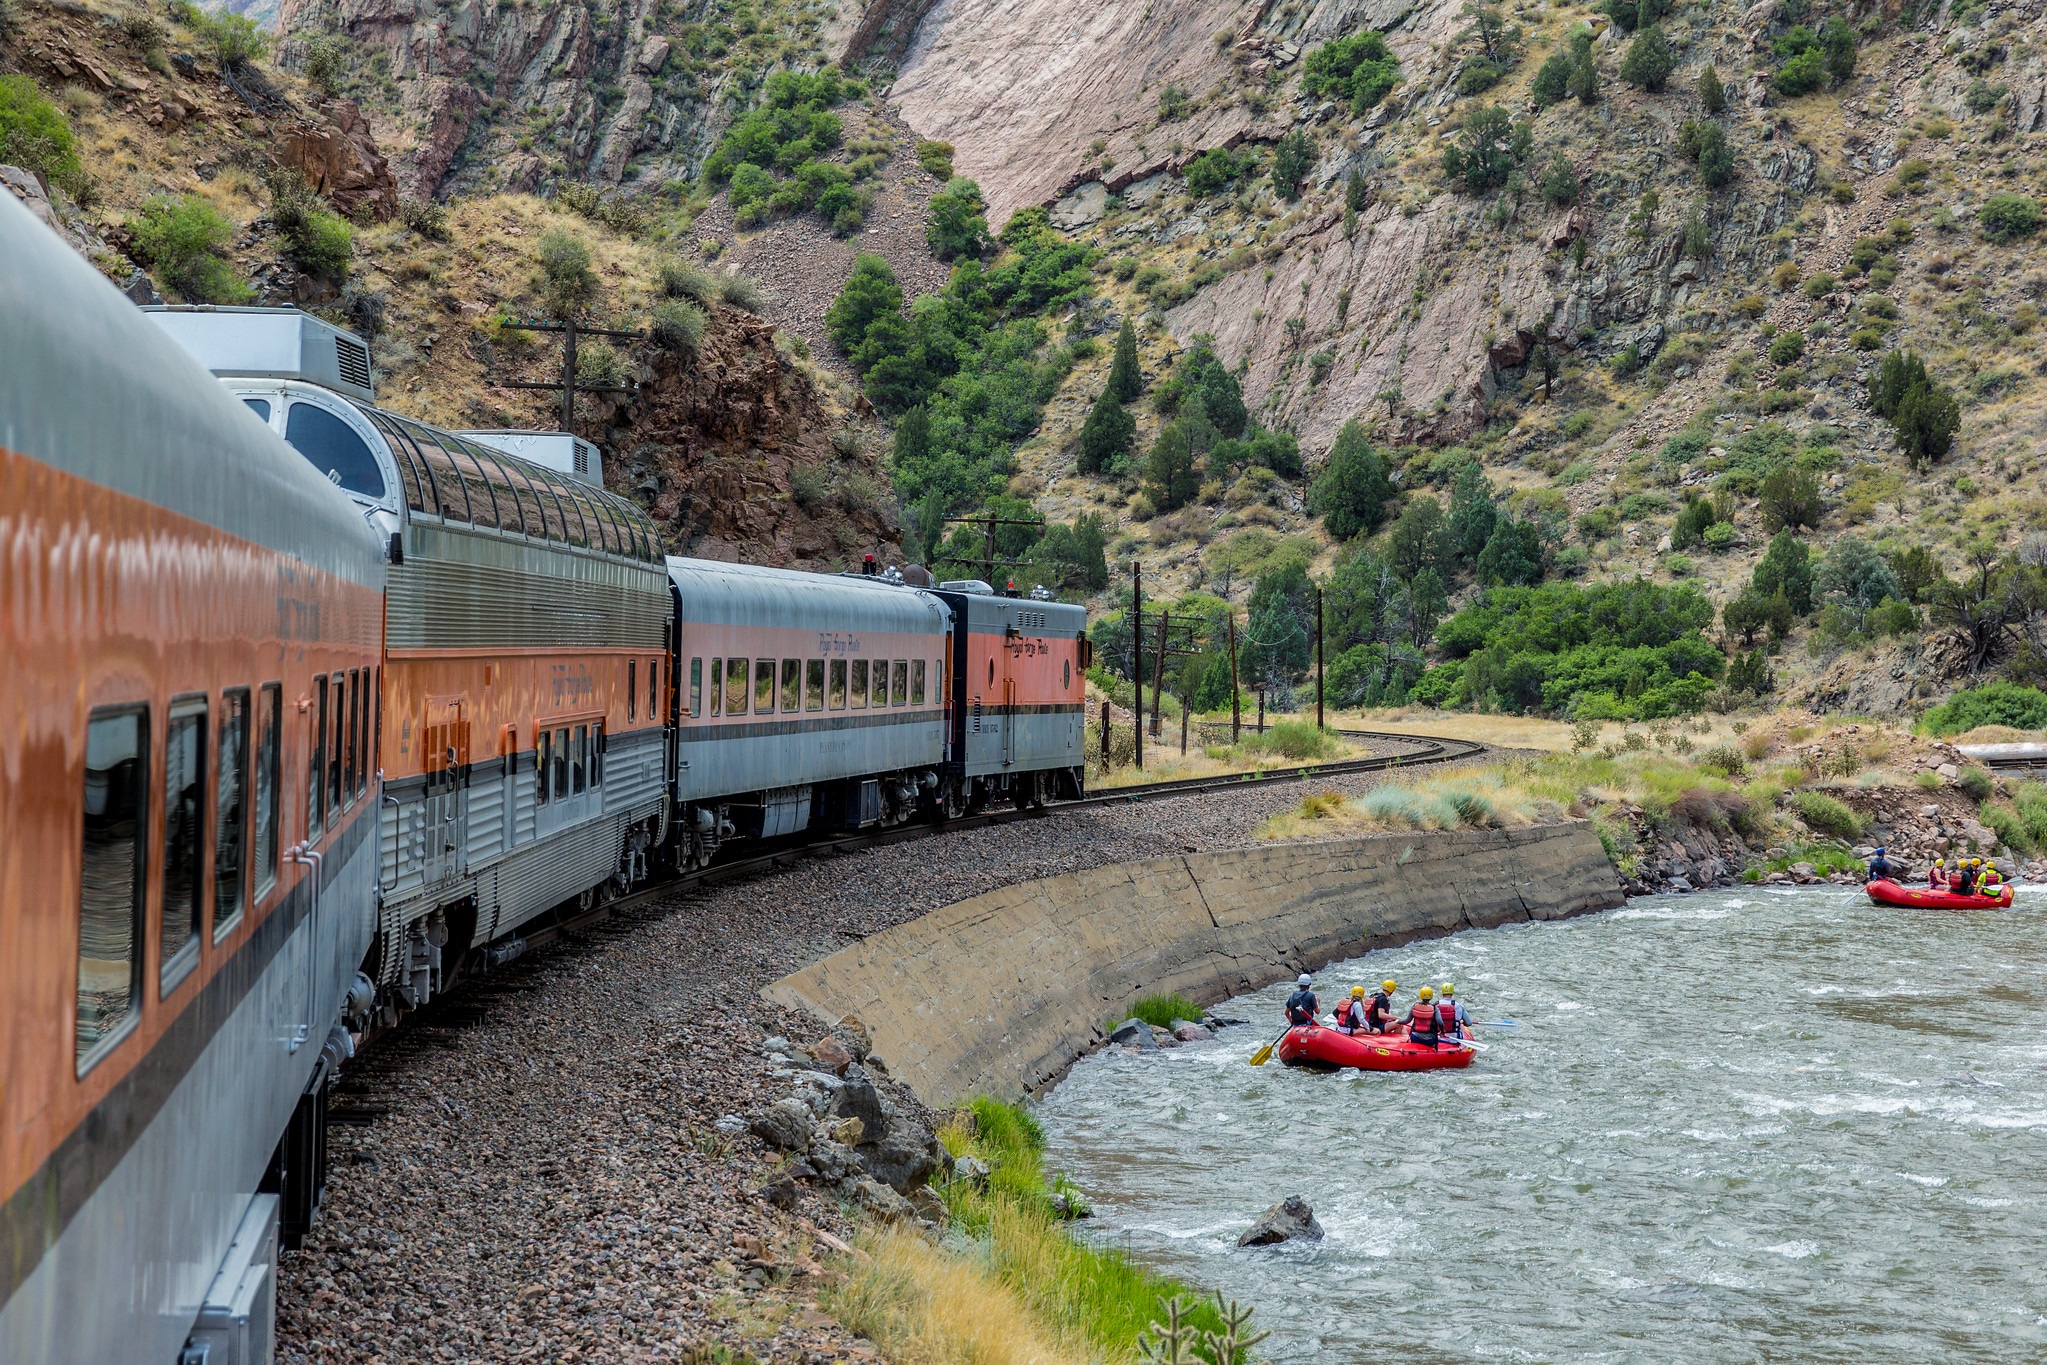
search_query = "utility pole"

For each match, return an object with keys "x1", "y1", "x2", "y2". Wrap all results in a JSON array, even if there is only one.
[
  {"x1": 1099, "y1": 698, "x2": 1112, "y2": 774},
  {"x1": 1226, "y1": 610, "x2": 1241, "y2": 746},
  {"x1": 490, "y1": 315, "x2": 643, "y2": 432},
  {"x1": 1315, "y1": 585, "x2": 1325, "y2": 731},
  {"x1": 935, "y1": 512, "x2": 1046, "y2": 587},
  {"x1": 1257, "y1": 686, "x2": 1265, "y2": 734},
  {"x1": 1180, "y1": 700, "x2": 1189, "y2": 755},
  {"x1": 1131, "y1": 561, "x2": 1143, "y2": 771}
]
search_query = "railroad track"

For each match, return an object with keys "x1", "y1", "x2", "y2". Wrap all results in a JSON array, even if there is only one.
[{"x1": 345, "y1": 727, "x2": 1493, "y2": 1055}]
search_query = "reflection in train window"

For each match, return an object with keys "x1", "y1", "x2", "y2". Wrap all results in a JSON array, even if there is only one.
[
  {"x1": 308, "y1": 676, "x2": 327, "y2": 841},
  {"x1": 873, "y1": 661, "x2": 890, "y2": 709},
  {"x1": 242, "y1": 398, "x2": 271, "y2": 422},
  {"x1": 911, "y1": 660, "x2": 926, "y2": 706},
  {"x1": 161, "y1": 700, "x2": 206, "y2": 994},
  {"x1": 215, "y1": 688, "x2": 249, "y2": 942},
  {"x1": 628, "y1": 660, "x2": 637, "y2": 722},
  {"x1": 536, "y1": 729, "x2": 552, "y2": 805},
  {"x1": 806, "y1": 659, "x2": 825, "y2": 711},
  {"x1": 553, "y1": 727, "x2": 570, "y2": 800},
  {"x1": 725, "y1": 658, "x2": 748, "y2": 716},
  {"x1": 830, "y1": 659, "x2": 847, "y2": 710},
  {"x1": 690, "y1": 658, "x2": 703, "y2": 718},
  {"x1": 849, "y1": 660, "x2": 868, "y2": 710},
  {"x1": 78, "y1": 706, "x2": 147, "y2": 1071},
  {"x1": 754, "y1": 659, "x2": 776, "y2": 714},
  {"x1": 649, "y1": 659, "x2": 659, "y2": 721},
  {"x1": 892, "y1": 661, "x2": 908, "y2": 707},
  {"x1": 343, "y1": 669, "x2": 359, "y2": 801},
  {"x1": 591, "y1": 722, "x2": 604, "y2": 786},
  {"x1": 328, "y1": 674, "x2": 346, "y2": 814},
  {"x1": 255, "y1": 684, "x2": 280, "y2": 898},
  {"x1": 781, "y1": 659, "x2": 800, "y2": 713},
  {"x1": 285, "y1": 402, "x2": 388, "y2": 499},
  {"x1": 707, "y1": 658, "x2": 721, "y2": 717},
  {"x1": 571, "y1": 724, "x2": 587, "y2": 795}
]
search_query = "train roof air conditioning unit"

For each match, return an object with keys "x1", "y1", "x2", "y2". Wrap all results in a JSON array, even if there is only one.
[
  {"x1": 459, "y1": 430, "x2": 604, "y2": 488},
  {"x1": 140, "y1": 305, "x2": 375, "y2": 402}
]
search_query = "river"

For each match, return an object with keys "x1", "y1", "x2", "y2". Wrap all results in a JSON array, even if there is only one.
[{"x1": 1037, "y1": 886, "x2": 2047, "y2": 1363}]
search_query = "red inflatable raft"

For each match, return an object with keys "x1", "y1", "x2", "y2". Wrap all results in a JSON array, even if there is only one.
[
  {"x1": 1276, "y1": 1024, "x2": 1475, "y2": 1072},
  {"x1": 1866, "y1": 877, "x2": 2013, "y2": 910}
]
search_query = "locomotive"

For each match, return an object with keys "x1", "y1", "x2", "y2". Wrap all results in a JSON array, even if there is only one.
[{"x1": 0, "y1": 191, "x2": 1087, "y2": 1365}]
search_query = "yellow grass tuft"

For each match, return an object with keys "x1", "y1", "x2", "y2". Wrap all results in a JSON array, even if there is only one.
[{"x1": 824, "y1": 1226, "x2": 1100, "y2": 1365}]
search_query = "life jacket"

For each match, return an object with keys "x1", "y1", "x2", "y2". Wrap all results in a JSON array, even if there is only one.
[
  {"x1": 1436, "y1": 1002, "x2": 1459, "y2": 1035},
  {"x1": 1333, "y1": 999, "x2": 1365, "y2": 1032},
  {"x1": 1406, "y1": 1001, "x2": 1439, "y2": 1042},
  {"x1": 1285, "y1": 989, "x2": 1319, "y2": 1025},
  {"x1": 1365, "y1": 993, "x2": 1393, "y2": 1030},
  {"x1": 1982, "y1": 869, "x2": 2003, "y2": 890},
  {"x1": 1949, "y1": 871, "x2": 1967, "y2": 894}
]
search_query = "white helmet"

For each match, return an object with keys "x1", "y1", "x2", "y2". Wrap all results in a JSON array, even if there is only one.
[{"x1": 1297, "y1": 973, "x2": 1313, "y2": 988}]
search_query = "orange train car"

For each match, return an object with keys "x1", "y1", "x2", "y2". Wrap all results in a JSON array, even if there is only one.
[
  {"x1": 930, "y1": 584, "x2": 1090, "y2": 809},
  {"x1": 2, "y1": 193, "x2": 386, "y2": 1363}
]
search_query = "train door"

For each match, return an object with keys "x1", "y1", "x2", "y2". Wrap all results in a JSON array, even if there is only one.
[
  {"x1": 421, "y1": 699, "x2": 470, "y2": 887},
  {"x1": 999, "y1": 604, "x2": 1017, "y2": 769}
]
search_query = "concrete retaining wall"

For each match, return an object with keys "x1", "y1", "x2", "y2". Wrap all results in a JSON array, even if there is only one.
[{"x1": 763, "y1": 820, "x2": 1622, "y2": 1106}]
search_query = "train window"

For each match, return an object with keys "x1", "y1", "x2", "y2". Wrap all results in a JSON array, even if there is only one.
[
  {"x1": 628, "y1": 660, "x2": 637, "y2": 723},
  {"x1": 214, "y1": 688, "x2": 249, "y2": 942},
  {"x1": 357, "y1": 675, "x2": 371, "y2": 798},
  {"x1": 243, "y1": 398, "x2": 271, "y2": 422},
  {"x1": 371, "y1": 667, "x2": 382, "y2": 778},
  {"x1": 284, "y1": 402, "x2": 388, "y2": 499},
  {"x1": 1064, "y1": 659, "x2": 1071, "y2": 690},
  {"x1": 308, "y1": 677, "x2": 327, "y2": 841},
  {"x1": 911, "y1": 660, "x2": 926, "y2": 706},
  {"x1": 829, "y1": 659, "x2": 847, "y2": 710},
  {"x1": 77, "y1": 706, "x2": 148, "y2": 1071},
  {"x1": 781, "y1": 659, "x2": 800, "y2": 713},
  {"x1": 255, "y1": 684, "x2": 280, "y2": 898},
  {"x1": 708, "y1": 658, "x2": 721, "y2": 716},
  {"x1": 690, "y1": 658, "x2": 703, "y2": 718},
  {"x1": 591, "y1": 723, "x2": 604, "y2": 786},
  {"x1": 342, "y1": 669, "x2": 359, "y2": 802},
  {"x1": 650, "y1": 658, "x2": 660, "y2": 721},
  {"x1": 754, "y1": 659, "x2": 776, "y2": 714},
  {"x1": 872, "y1": 661, "x2": 890, "y2": 710},
  {"x1": 553, "y1": 727, "x2": 570, "y2": 800},
  {"x1": 988, "y1": 658, "x2": 996, "y2": 687},
  {"x1": 806, "y1": 659, "x2": 824, "y2": 711},
  {"x1": 536, "y1": 730, "x2": 551, "y2": 804},
  {"x1": 891, "y1": 661, "x2": 908, "y2": 707},
  {"x1": 160, "y1": 699, "x2": 206, "y2": 995},
  {"x1": 571, "y1": 725, "x2": 587, "y2": 795},
  {"x1": 328, "y1": 675, "x2": 346, "y2": 814},
  {"x1": 725, "y1": 658, "x2": 748, "y2": 716},
  {"x1": 849, "y1": 660, "x2": 868, "y2": 710}
]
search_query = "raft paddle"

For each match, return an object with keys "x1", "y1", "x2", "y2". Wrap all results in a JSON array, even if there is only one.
[
  {"x1": 1248, "y1": 1025, "x2": 1293, "y2": 1067},
  {"x1": 1477, "y1": 1019, "x2": 1521, "y2": 1031}
]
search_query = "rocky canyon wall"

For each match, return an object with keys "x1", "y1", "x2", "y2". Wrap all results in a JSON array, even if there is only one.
[{"x1": 764, "y1": 820, "x2": 1621, "y2": 1105}]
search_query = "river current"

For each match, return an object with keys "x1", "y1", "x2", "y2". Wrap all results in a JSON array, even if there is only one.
[{"x1": 1037, "y1": 886, "x2": 2047, "y2": 1363}]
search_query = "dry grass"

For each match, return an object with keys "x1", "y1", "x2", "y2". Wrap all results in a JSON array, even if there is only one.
[
  {"x1": 1089, "y1": 724, "x2": 1371, "y2": 789},
  {"x1": 1254, "y1": 766, "x2": 1548, "y2": 841},
  {"x1": 824, "y1": 1227, "x2": 1099, "y2": 1365},
  {"x1": 1338, "y1": 708, "x2": 1597, "y2": 752}
]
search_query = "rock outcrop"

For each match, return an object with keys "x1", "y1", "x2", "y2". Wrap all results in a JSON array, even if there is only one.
[{"x1": 273, "y1": 99, "x2": 400, "y2": 220}]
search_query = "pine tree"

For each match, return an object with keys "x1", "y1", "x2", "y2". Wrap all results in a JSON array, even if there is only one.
[
  {"x1": 1077, "y1": 385, "x2": 1135, "y2": 474},
  {"x1": 1567, "y1": 36, "x2": 1601, "y2": 104},
  {"x1": 1894, "y1": 381, "x2": 1960, "y2": 470},
  {"x1": 1619, "y1": 23, "x2": 1674, "y2": 91},
  {"x1": 1697, "y1": 63, "x2": 1725, "y2": 113},
  {"x1": 1105, "y1": 318, "x2": 1142, "y2": 402}
]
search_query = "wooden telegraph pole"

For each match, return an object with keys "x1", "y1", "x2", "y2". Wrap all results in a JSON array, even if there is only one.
[
  {"x1": 1130, "y1": 561, "x2": 1143, "y2": 771},
  {"x1": 491, "y1": 314, "x2": 643, "y2": 431},
  {"x1": 1151, "y1": 609, "x2": 1169, "y2": 740},
  {"x1": 1099, "y1": 698, "x2": 1112, "y2": 774},
  {"x1": 1227, "y1": 610, "x2": 1242, "y2": 745}
]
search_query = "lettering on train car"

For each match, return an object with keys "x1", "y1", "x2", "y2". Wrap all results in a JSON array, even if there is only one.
[
  {"x1": 1006, "y1": 639, "x2": 1048, "y2": 659},
  {"x1": 550, "y1": 663, "x2": 596, "y2": 705},
  {"x1": 816, "y1": 631, "x2": 863, "y2": 656}
]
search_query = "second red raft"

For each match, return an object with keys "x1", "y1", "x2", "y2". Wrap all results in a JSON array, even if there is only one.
[
  {"x1": 1277, "y1": 1024, "x2": 1475, "y2": 1072},
  {"x1": 1866, "y1": 877, "x2": 2013, "y2": 910}
]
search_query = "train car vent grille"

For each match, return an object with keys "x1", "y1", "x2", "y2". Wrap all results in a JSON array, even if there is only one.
[
  {"x1": 972, "y1": 698, "x2": 982, "y2": 733},
  {"x1": 573, "y1": 444, "x2": 589, "y2": 474},
  {"x1": 334, "y1": 337, "x2": 372, "y2": 389}
]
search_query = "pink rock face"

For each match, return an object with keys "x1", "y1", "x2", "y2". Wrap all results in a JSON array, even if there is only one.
[{"x1": 273, "y1": 100, "x2": 401, "y2": 221}]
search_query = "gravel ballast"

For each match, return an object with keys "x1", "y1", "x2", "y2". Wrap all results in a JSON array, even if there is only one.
[{"x1": 276, "y1": 739, "x2": 1493, "y2": 1363}]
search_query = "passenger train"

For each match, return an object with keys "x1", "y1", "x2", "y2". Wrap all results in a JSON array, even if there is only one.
[{"x1": 0, "y1": 192, "x2": 1088, "y2": 1364}]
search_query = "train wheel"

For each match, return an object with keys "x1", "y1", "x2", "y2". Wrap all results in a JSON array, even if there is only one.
[{"x1": 942, "y1": 784, "x2": 968, "y2": 820}]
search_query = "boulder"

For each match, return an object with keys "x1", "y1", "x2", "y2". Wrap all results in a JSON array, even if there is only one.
[
  {"x1": 272, "y1": 100, "x2": 399, "y2": 221},
  {"x1": 830, "y1": 1117, "x2": 866, "y2": 1146},
  {"x1": 759, "y1": 1173, "x2": 799, "y2": 1209},
  {"x1": 807, "y1": 1035, "x2": 855, "y2": 1075},
  {"x1": 835, "y1": 1014, "x2": 874, "y2": 1061},
  {"x1": 844, "y1": 1176, "x2": 912, "y2": 1222},
  {"x1": 749, "y1": 1097, "x2": 816, "y2": 1151},
  {"x1": 1938, "y1": 763, "x2": 1960, "y2": 782},
  {"x1": 908, "y1": 1187, "x2": 947, "y2": 1225},
  {"x1": 1171, "y1": 1021, "x2": 1211, "y2": 1042},
  {"x1": 1238, "y1": 1195, "x2": 1323, "y2": 1246},
  {"x1": 952, "y1": 1155, "x2": 992, "y2": 1186},
  {"x1": 636, "y1": 35, "x2": 671, "y2": 74},
  {"x1": 805, "y1": 1136, "x2": 856, "y2": 1183},
  {"x1": 859, "y1": 1117, "x2": 943, "y2": 1193},
  {"x1": 1109, "y1": 1018, "x2": 1157, "y2": 1049},
  {"x1": 833, "y1": 1070, "x2": 889, "y2": 1137}
]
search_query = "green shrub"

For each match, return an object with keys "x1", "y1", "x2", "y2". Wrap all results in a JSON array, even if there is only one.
[
  {"x1": 652, "y1": 297, "x2": 707, "y2": 349},
  {"x1": 0, "y1": 74, "x2": 86, "y2": 198},
  {"x1": 926, "y1": 176, "x2": 991, "y2": 260},
  {"x1": 1981, "y1": 802, "x2": 2032, "y2": 855},
  {"x1": 1619, "y1": 24, "x2": 1674, "y2": 91},
  {"x1": 289, "y1": 206, "x2": 353, "y2": 275},
  {"x1": 1125, "y1": 993, "x2": 1203, "y2": 1029},
  {"x1": 1182, "y1": 146, "x2": 1241, "y2": 197},
  {"x1": 1254, "y1": 720, "x2": 1336, "y2": 760},
  {"x1": 915, "y1": 139, "x2": 953, "y2": 176},
  {"x1": 1776, "y1": 47, "x2": 1825, "y2": 96},
  {"x1": 131, "y1": 194, "x2": 251, "y2": 303},
  {"x1": 1801, "y1": 272, "x2": 1836, "y2": 299},
  {"x1": 1532, "y1": 50, "x2": 1574, "y2": 108},
  {"x1": 1980, "y1": 193, "x2": 2041, "y2": 243},
  {"x1": 1921, "y1": 682, "x2": 2047, "y2": 736},
  {"x1": 1791, "y1": 789, "x2": 1863, "y2": 840},
  {"x1": 1301, "y1": 31, "x2": 1402, "y2": 112},
  {"x1": 1768, "y1": 330, "x2": 1805, "y2": 365},
  {"x1": 1958, "y1": 766, "x2": 1994, "y2": 802},
  {"x1": 194, "y1": 8, "x2": 266, "y2": 70}
]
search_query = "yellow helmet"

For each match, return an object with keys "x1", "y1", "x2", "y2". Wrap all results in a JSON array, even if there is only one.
[
  {"x1": 1383, "y1": 979, "x2": 1397, "y2": 993},
  {"x1": 1352, "y1": 985, "x2": 1366, "y2": 998},
  {"x1": 1974, "y1": 858, "x2": 1984, "y2": 867},
  {"x1": 1441, "y1": 982, "x2": 1456, "y2": 997},
  {"x1": 1935, "y1": 859, "x2": 1945, "y2": 867},
  {"x1": 1419, "y1": 986, "x2": 1435, "y2": 1001}
]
